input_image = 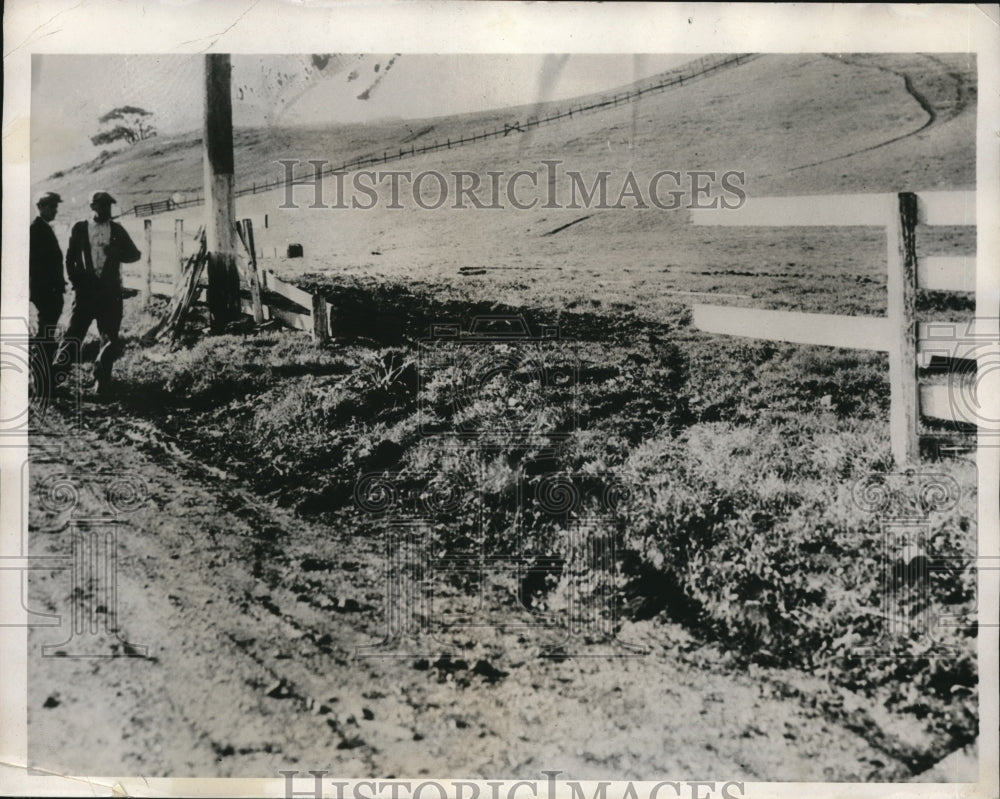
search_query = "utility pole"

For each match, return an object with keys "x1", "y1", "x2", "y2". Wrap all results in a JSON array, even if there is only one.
[{"x1": 204, "y1": 54, "x2": 241, "y2": 331}]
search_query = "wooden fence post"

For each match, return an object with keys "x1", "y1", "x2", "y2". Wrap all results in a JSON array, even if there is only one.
[
  {"x1": 203, "y1": 53, "x2": 242, "y2": 332},
  {"x1": 143, "y1": 219, "x2": 153, "y2": 308},
  {"x1": 887, "y1": 192, "x2": 920, "y2": 465},
  {"x1": 173, "y1": 219, "x2": 184, "y2": 286},
  {"x1": 311, "y1": 291, "x2": 329, "y2": 343},
  {"x1": 240, "y1": 219, "x2": 265, "y2": 324}
]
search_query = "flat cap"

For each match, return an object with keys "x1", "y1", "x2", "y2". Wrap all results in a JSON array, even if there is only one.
[
  {"x1": 35, "y1": 191, "x2": 62, "y2": 205},
  {"x1": 90, "y1": 191, "x2": 117, "y2": 205}
]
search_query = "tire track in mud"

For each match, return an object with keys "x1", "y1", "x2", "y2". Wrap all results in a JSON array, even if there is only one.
[
  {"x1": 28, "y1": 411, "x2": 396, "y2": 775},
  {"x1": 778, "y1": 54, "x2": 970, "y2": 175}
]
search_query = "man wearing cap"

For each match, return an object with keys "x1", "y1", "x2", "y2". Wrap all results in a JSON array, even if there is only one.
[
  {"x1": 30, "y1": 191, "x2": 66, "y2": 376},
  {"x1": 59, "y1": 191, "x2": 141, "y2": 394}
]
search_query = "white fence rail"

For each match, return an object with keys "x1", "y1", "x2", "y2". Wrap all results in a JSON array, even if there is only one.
[{"x1": 691, "y1": 190, "x2": 977, "y2": 464}]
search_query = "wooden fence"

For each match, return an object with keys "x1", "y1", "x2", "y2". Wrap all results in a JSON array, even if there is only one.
[
  {"x1": 123, "y1": 217, "x2": 335, "y2": 342},
  {"x1": 690, "y1": 190, "x2": 976, "y2": 465},
  {"x1": 132, "y1": 53, "x2": 757, "y2": 217}
]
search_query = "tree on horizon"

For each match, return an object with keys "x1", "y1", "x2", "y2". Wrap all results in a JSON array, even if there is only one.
[{"x1": 90, "y1": 105, "x2": 157, "y2": 147}]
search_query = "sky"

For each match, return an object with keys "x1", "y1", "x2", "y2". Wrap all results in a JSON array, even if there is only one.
[{"x1": 31, "y1": 53, "x2": 694, "y2": 177}]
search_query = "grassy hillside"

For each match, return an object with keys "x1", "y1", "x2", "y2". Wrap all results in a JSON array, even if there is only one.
[
  {"x1": 37, "y1": 55, "x2": 723, "y2": 217},
  {"x1": 47, "y1": 52, "x2": 973, "y2": 324}
]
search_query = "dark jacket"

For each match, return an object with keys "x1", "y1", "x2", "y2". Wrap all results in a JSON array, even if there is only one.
[
  {"x1": 66, "y1": 219, "x2": 141, "y2": 295},
  {"x1": 29, "y1": 216, "x2": 65, "y2": 303}
]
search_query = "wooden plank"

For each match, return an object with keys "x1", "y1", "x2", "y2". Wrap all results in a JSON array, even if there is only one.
[
  {"x1": 241, "y1": 219, "x2": 265, "y2": 323},
  {"x1": 270, "y1": 306, "x2": 312, "y2": 333},
  {"x1": 263, "y1": 269, "x2": 313, "y2": 310},
  {"x1": 917, "y1": 347, "x2": 978, "y2": 368},
  {"x1": 887, "y1": 192, "x2": 919, "y2": 465},
  {"x1": 311, "y1": 292, "x2": 330, "y2": 343},
  {"x1": 141, "y1": 230, "x2": 208, "y2": 343},
  {"x1": 920, "y1": 384, "x2": 974, "y2": 425},
  {"x1": 691, "y1": 193, "x2": 894, "y2": 227},
  {"x1": 917, "y1": 256, "x2": 975, "y2": 293},
  {"x1": 917, "y1": 191, "x2": 975, "y2": 226},
  {"x1": 691, "y1": 304, "x2": 891, "y2": 351}
]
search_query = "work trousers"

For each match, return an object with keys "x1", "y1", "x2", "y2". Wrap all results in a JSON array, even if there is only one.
[{"x1": 58, "y1": 287, "x2": 124, "y2": 386}]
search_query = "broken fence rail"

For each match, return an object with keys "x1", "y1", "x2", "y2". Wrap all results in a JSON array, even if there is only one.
[{"x1": 126, "y1": 219, "x2": 334, "y2": 343}]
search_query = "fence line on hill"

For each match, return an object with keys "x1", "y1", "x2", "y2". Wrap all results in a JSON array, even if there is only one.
[
  {"x1": 688, "y1": 190, "x2": 978, "y2": 465},
  {"x1": 132, "y1": 53, "x2": 758, "y2": 217}
]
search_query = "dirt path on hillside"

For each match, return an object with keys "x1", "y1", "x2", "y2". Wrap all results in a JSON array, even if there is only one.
[
  {"x1": 27, "y1": 403, "x2": 923, "y2": 781},
  {"x1": 784, "y1": 54, "x2": 971, "y2": 174}
]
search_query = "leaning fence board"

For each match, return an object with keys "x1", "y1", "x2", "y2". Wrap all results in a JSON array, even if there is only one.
[
  {"x1": 691, "y1": 193, "x2": 894, "y2": 227},
  {"x1": 917, "y1": 256, "x2": 975, "y2": 293},
  {"x1": 263, "y1": 270, "x2": 313, "y2": 310},
  {"x1": 143, "y1": 229, "x2": 207, "y2": 343},
  {"x1": 917, "y1": 191, "x2": 976, "y2": 226},
  {"x1": 692, "y1": 304, "x2": 891, "y2": 351},
  {"x1": 270, "y1": 306, "x2": 312, "y2": 333}
]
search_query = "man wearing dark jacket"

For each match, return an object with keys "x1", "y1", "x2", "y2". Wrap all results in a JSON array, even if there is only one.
[
  {"x1": 58, "y1": 191, "x2": 142, "y2": 394},
  {"x1": 30, "y1": 192, "x2": 66, "y2": 377}
]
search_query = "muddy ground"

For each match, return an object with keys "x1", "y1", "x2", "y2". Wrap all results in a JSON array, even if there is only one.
[{"x1": 27, "y1": 398, "x2": 962, "y2": 782}]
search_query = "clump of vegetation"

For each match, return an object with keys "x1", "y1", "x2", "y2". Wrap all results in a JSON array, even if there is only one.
[{"x1": 623, "y1": 419, "x2": 976, "y2": 748}]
